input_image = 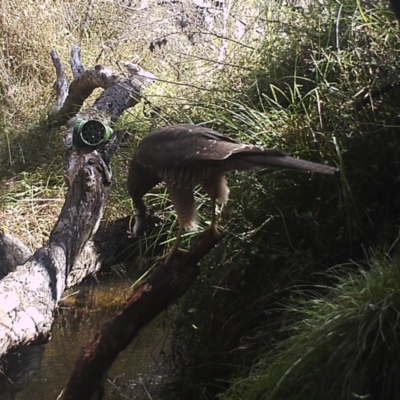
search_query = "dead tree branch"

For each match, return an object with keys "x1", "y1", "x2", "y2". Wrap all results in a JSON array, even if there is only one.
[
  {"x1": 61, "y1": 229, "x2": 220, "y2": 400},
  {"x1": 0, "y1": 46, "x2": 155, "y2": 357},
  {"x1": 50, "y1": 44, "x2": 155, "y2": 125}
]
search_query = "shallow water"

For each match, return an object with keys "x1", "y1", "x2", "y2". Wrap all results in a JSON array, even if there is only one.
[{"x1": 1, "y1": 276, "x2": 175, "y2": 400}]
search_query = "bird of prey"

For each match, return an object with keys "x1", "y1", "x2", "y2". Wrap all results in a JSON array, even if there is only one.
[{"x1": 127, "y1": 124, "x2": 338, "y2": 263}]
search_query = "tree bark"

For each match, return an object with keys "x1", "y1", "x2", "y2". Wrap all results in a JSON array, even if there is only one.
[{"x1": 0, "y1": 45, "x2": 155, "y2": 357}]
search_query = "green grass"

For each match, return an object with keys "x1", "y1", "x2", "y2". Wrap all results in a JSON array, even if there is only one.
[{"x1": 223, "y1": 253, "x2": 400, "y2": 400}]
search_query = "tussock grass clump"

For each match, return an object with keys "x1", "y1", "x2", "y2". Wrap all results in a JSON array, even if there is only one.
[{"x1": 223, "y1": 253, "x2": 400, "y2": 400}]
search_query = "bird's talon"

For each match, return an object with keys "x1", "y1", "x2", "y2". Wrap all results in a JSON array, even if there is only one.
[
  {"x1": 213, "y1": 226, "x2": 223, "y2": 238},
  {"x1": 205, "y1": 224, "x2": 223, "y2": 239},
  {"x1": 126, "y1": 230, "x2": 137, "y2": 239}
]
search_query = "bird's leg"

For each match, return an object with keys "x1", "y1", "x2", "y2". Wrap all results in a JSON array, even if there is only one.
[
  {"x1": 210, "y1": 197, "x2": 219, "y2": 235},
  {"x1": 205, "y1": 197, "x2": 223, "y2": 239},
  {"x1": 127, "y1": 159, "x2": 161, "y2": 238},
  {"x1": 164, "y1": 225, "x2": 184, "y2": 264},
  {"x1": 201, "y1": 175, "x2": 228, "y2": 238},
  {"x1": 127, "y1": 197, "x2": 147, "y2": 239},
  {"x1": 126, "y1": 198, "x2": 148, "y2": 269},
  {"x1": 155, "y1": 187, "x2": 196, "y2": 265}
]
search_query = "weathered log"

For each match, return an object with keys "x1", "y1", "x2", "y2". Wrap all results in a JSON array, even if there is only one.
[
  {"x1": 61, "y1": 229, "x2": 220, "y2": 400},
  {"x1": 0, "y1": 45, "x2": 155, "y2": 357}
]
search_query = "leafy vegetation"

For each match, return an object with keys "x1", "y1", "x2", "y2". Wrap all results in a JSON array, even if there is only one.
[{"x1": 1, "y1": 0, "x2": 400, "y2": 399}]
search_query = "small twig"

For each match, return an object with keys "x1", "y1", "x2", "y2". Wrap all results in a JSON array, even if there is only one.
[{"x1": 60, "y1": 290, "x2": 80, "y2": 302}]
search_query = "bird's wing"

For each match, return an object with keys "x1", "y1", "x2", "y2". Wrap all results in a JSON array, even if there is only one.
[{"x1": 136, "y1": 124, "x2": 284, "y2": 167}]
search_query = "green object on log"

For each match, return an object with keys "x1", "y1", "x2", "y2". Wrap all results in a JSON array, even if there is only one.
[{"x1": 73, "y1": 118, "x2": 113, "y2": 147}]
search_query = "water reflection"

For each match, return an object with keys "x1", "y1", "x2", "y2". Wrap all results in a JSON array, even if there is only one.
[{"x1": 1, "y1": 276, "x2": 174, "y2": 400}]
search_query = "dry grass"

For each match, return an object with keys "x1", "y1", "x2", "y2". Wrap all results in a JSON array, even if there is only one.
[{"x1": 0, "y1": 0, "x2": 267, "y2": 248}]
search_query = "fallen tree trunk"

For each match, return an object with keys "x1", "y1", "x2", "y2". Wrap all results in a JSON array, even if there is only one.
[
  {"x1": 0, "y1": 45, "x2": 155, "y2": 357},
  {"x1": 61, "y1": 229, "x2": 220, "y2": 400}
]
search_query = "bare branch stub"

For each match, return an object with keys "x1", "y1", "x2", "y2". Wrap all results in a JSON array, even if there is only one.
[
  {"x1": 50, "y1": 50, "x2": 69, "y2": 112},
  {"x1": 69, "y1": 43, "x2": 85, "y2": 78},
  {"x1": 62, "y1": 229, "x2": 221, "y2": 400},
  {"x1": 50, "y1": 45, "x2": 156, "y2": 124}
]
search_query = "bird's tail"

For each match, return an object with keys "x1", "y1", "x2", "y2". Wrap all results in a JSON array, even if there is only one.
[{"x1": 242, "y1": 153, "x2": 338, "y2": 175}]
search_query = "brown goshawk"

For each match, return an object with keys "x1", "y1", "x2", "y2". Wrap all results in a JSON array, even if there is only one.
[{"x1": 128, "y1": 124, "x2": 338, "y2": 262}]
